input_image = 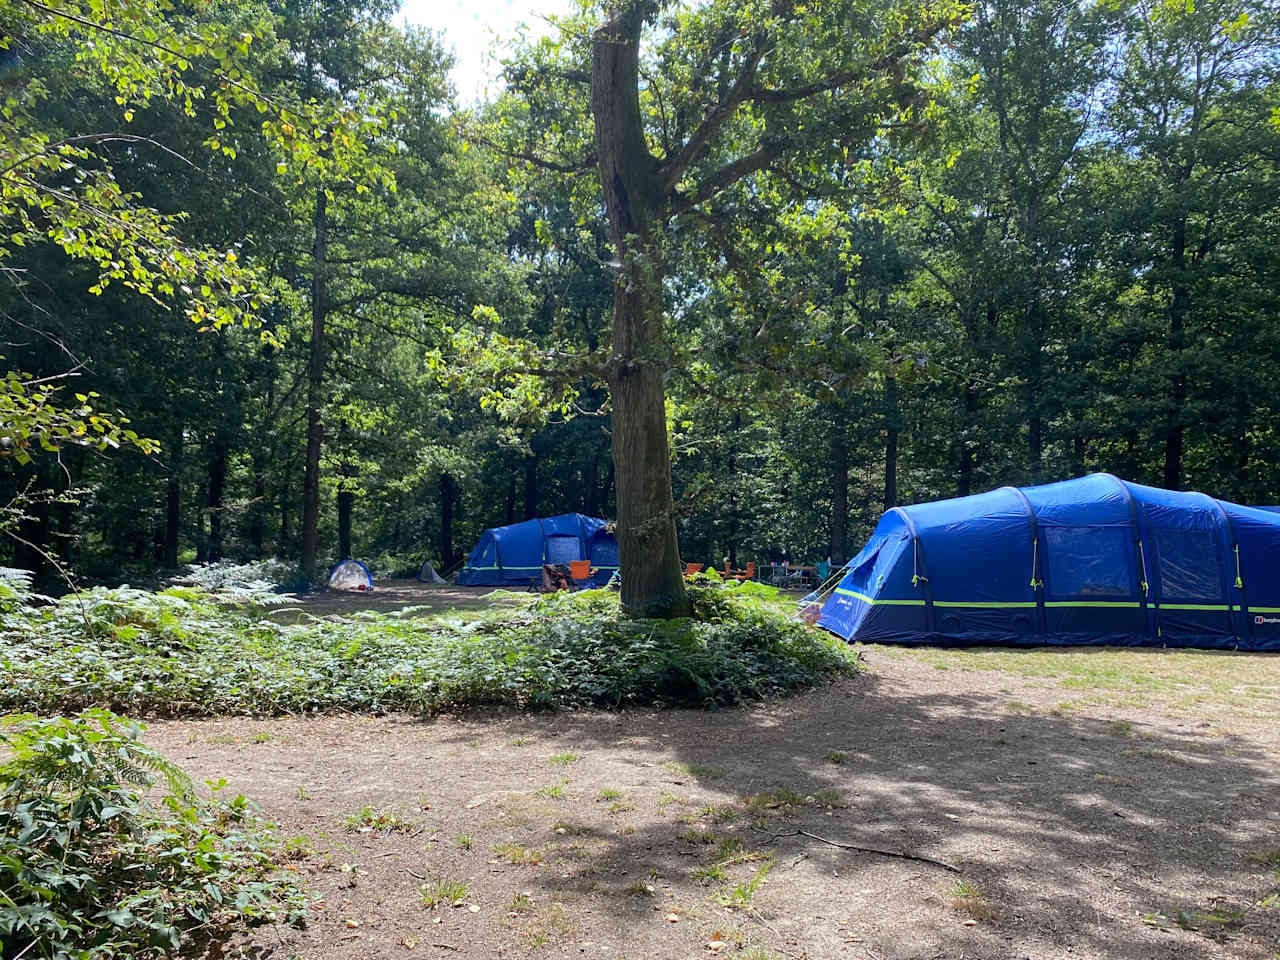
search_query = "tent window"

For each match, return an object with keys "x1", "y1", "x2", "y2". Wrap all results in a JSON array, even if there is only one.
[
  {"x1": 845, "y1": 537, "x2": 887, "y2": 593},
  {"x1": 1154, "y1": 527, "x2": 1222, "y2": 601},
  {"x1": 545, "y1": 535, "x2": 581, "y2": 565},
  {"x1": 1044, "y1": 526, "x2": 1131, "y2": 599}
]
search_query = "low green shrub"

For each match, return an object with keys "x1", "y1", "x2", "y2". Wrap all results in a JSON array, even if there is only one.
[
  {"x1": 0, "y1": 710, "x2": 305, "y2": 958},
  {"x1": 0, "y1": 583, "x2": 855, "y2": 717}
]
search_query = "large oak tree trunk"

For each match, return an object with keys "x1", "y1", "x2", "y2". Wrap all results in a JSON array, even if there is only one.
[
  {"x1": 593, "y1": 5, "x2": 689, "y2": 618},
  {"x1": 301, "y1": 186, "x2": 328, "y2": 582}
]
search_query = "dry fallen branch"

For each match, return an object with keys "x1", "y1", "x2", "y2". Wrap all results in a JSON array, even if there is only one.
[{"x1": 759, "y1": 828, "x2": 960, "y2": 872}]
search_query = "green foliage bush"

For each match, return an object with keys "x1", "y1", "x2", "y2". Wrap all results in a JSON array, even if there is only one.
[
  {"x1": 0, "y1": 582, "x2": 855, "y2": 717},
  {"x1": 0, "y1": 710, "x2": 305, "y2": 959}
]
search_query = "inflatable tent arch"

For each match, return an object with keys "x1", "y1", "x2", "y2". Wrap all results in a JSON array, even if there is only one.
[
  {"x1": 817, "y1": 474, "x2": 1280, "y2": 651},
  {"x1": 456, "y1": 514, "x2": 619, "y2": 587}
]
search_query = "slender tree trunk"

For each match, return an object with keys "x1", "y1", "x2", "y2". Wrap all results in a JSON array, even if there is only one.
[
  {"x1": 1164, "y1": 216, "x2": 1189, "y2": 490},
  {"x1": 727, "y1": 411, "x2": 739, "y2": 569},
  {"x1": 207, "y1": 440, "x2": 228, "y2": 562},
  {"x1": 279, "y1": 480, "x2": 290, "y2": 552},
  {"x1": 584, "y1": 447, "x2": 601, "y2": 516},
  {"x1": 301, "y1": 185, "x2": 328, "y2": 583},
  {"x1": 884, "y1": 371, "x2": 899, "y2": 511},
  {"x1": 439, "y1": 472, "x2": 456, "y2": 566},
  {"x1": 593, "y1": 5, "x2": 688, "y2": 618},
  {"x1": 337, "y1": 487, "x2": 353, "y2": 559},
  {"x1": 249, "y1": 461, "x2": 266, "y2": 558},
  {"x1": 1026, "y1": 338, "x2": 1043, "y2": 481},
  {"x1": 164, "y1": 431, "x2": 181, "y2": 568},
  {"x1": 830, "y1": 429, "x2": 849, "y2": 565},
  {"x1": 956, "y1": 306, "x2": 983, "y2": 498},
  {"x1": 505, "y1": 476, "x2": 516, "y2": 525},
  {"x1": 523, "y1": 455, "x2": 538, "y2": 520}
]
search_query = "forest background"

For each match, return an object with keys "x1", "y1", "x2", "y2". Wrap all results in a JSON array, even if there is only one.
[{"x1": 3, "y1": 0, "x2": 1278, "y2": 590}]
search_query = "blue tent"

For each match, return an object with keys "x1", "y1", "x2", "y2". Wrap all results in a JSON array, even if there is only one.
[
  {"x1": 456, "y1": 514, "x2": 619, "y2": 587},
  {"x1": 818, "y1": 474, "x2": 1280, "y2": 651}
]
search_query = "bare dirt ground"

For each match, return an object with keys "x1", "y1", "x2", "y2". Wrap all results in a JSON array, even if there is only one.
[
  {"x1": 272, "y1": 582, "x2": 510, "y2": 620},
  {"x1": 146, "y1": 638, "x2": 1280, "y2": 960}
]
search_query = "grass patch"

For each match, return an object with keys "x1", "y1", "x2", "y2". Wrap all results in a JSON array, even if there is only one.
[
  {"x1": 597, "y1": 788, "x2": 622, "y2": 801},
  {"x1": 873, "y1": 644, "x2": 1280, "y2": 722},
  {"x1": 546, "y1": 752, "x2": 580, "y2": 766},
  {"x1": 494, "y1": 841, "x2": 543, "y2": 865},
  {"x1": 1244, "y1": 847, "x2": 1280, "y2": 866},
  {"x1": 716, "y1": 859, "x2": 775, "y2": 909},
  {"x1": 535, "y1": 780, "x2": 568, "y2": 800},
  {"x1": 419, "y1": 878, "x2": 468, "y2": 908},
  {"x1": 0, "y1": 582, "x2": 854, "y2": 717},
  {"x1": 344, "y1": 805, "x2": 413, "y2": 833},
  {"x1": 743, "y1": 788, "x2": 845, "y2": 812},
  {"x1": 455, "y1": 833, "x2": 473, "y2": 849},
  {"x1": 664, "y1": 760, "x2": 725, "y2": 780},
  {"x1": 949, "y1": 879, "x2": 995, "y2": 921}
]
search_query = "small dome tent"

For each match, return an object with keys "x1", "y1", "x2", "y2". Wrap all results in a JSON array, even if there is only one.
[
  {"x1": 327, "y1": 559, "x2": 373, "y2": 592},
  {"x1": 416, "y1": 560, "x2": 446, "y2": 584},
  {"x1": 818, "y1": 474, "x2": 1280, "y2": 651},
  {"x1": 456, "y1": 514, "x2": 618, "y2": 587}
]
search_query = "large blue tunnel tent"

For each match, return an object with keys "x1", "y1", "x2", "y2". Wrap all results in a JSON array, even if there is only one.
[
  {"x1": 817, "y1": 474, "x2": 1280, "y2": 651},
  {"x1": 456, "y1": 514, "x2": 618, "y2": 587}
]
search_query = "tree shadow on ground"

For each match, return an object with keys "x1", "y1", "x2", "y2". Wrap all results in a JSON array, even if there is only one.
[{"x1": 459, "y1": 660, "x2": 1280, "y2": 959}]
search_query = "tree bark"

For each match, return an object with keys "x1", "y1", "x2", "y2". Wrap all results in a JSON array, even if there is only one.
[
  {"x1": 301, "y1": 185, "x2": 328, "y2": 583},
  {"x1": 164, "y1": 431, "x2": 182, "y2": 568},
  {"x1": 439, "y1": 472, "x2": 456, "y2": 567},
  {"x1": 337, "y1": 487, "x2": 353, "y2": 559},
  {"x1": 727, "y1": 411, "x2": 739, "y2": 569},
  {"x1": 593, "y1": 4, "x2": 689, "y2": 618},
  {"x1": 249, "y1": 461, "x2": 266, "y2": 558},
  {"x1": 207, "y1": 440, "x2": 228, "y2": 563}
]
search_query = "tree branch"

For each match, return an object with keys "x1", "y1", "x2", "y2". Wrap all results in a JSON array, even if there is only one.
[
  {"x1": 465, "y1": 131, "x2": 596, "y2": 174},
  {"x1": 746, "y1": 19, "x2": 958, "y2": 104},
  {"x1": 661, "y1": 36, "x2": 770, "y2": 194},
  {"x1": 669, "y1": 141, "x2": 783, "y2": 216}
]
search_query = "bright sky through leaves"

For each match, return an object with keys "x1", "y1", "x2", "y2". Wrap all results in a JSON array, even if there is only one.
[{"x1": 399, "y1": 0, "x2": 573, "y2": 101}]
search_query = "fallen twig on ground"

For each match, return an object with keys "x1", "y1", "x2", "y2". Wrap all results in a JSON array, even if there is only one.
[{"x1": 759, "y1": 828, "x2": 960, "y2": 872}]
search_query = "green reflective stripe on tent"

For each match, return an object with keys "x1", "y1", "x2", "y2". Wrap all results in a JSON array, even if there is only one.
[
  {"x1": 1158, "y1": 602, "x2": 1230, "y2": 611},
  {"x1": 1043, "y1": 600, "x2": 1141, "y2": 608},
  {"x1": 933, "y1": 600, "x2": 1037, "y2": 609},
  {"x1": 834, "y1": 588, "x2": 924, "y2": 606},
  {"x1": 1250, "y1": 606, "x2": 1280, "y2": 613}
]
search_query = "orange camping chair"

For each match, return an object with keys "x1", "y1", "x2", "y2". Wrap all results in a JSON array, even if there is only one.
[{"x1": 568, "y1": 560, "x2": 594, "y2": 589}]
